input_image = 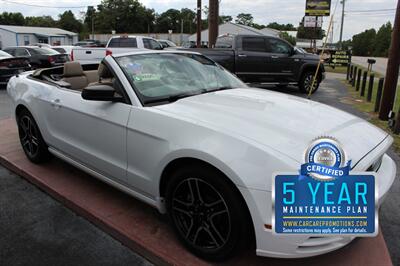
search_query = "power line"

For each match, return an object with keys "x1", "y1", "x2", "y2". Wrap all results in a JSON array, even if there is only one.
[
  {"x1": 0, "y1": 0, "x2": 89, "y2": 9},
  {"x1": 346, "y1": 8, "x2": 396, "y2": 13}
]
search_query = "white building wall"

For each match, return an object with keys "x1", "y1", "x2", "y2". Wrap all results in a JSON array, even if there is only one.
[
  {"x1": 17, "y1": 34, "x2": 38, "y2": 46},
  {"x1": 0, "y1": 29, "x2": 17, "y2": 48}
]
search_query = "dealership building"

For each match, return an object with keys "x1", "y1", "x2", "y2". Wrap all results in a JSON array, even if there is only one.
[{"x1": 0, "y1": 25, "x2": 78, "y2": 49}]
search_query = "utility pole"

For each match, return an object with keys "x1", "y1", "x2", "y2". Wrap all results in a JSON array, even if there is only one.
[
  {"x1": 196, "y1": 0, "x2": 202, "y2": 48},
  {"x1": 208, "y1": 0, "x2": 219, "y2": 48},
  {"x1": 380, "y1": 0, "x2": 400, "y2": 121},
  {"x1": 339, "y1": 0, "x2": 345, "y2": 49},
  {"x1": 181, "y1": 19, "x2": 184, "y2": 46}
]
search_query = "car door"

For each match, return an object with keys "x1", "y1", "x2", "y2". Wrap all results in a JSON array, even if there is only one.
[
  {"x1": 235, "y1": 36, "x2": 272, "y2": 83},
  {"x1": 265, "y1": 38, "x2": 299, "y2": 82},
  {"x1": 40, "y1": 69, "x2": 132, "y2": 183}
]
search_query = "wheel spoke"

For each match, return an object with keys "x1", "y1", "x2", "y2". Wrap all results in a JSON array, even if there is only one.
[
  {"x1": 172, "y1": 198, "x2": 192, "y2": 217},
  {"x1": 31, "y1": 136, "x2": 39, "y2": 147},
  {"x1": 188, "y1": 179, "x2": 203, "y2": 203},
  {"x1": 186, "y1": 221, "x2": 202, "y2": 244},
  {"x1": 204, "y1": 222, "x2": 225, "y2": 248}
]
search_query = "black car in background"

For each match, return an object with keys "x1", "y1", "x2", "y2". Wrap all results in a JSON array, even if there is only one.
[
  {"x1": 0, "y1": 50, "x2": 31, "y2": 87},
  {"x1": 2, "y1": 46, "x2": 69, "y2": 69}
]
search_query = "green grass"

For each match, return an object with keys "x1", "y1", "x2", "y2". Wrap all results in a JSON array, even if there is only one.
[
  {"x1": 341, "y1": 78, "x2": 400, "y2": 152},
  {"x1": 325, "y1": 65, "x2": 348, "y2": 74}
]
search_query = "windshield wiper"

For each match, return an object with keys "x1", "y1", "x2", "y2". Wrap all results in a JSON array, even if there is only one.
[
  {"x1": 205, "y1": 86, "x2": 234, "y2": 93},
  {"x1": 144, "y1": 90, "x2": 206, "y2": 105}
]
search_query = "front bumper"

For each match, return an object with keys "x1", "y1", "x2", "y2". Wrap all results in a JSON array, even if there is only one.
[{"x1": 240, "y1": 153, "x2": 396, "y2": 258}]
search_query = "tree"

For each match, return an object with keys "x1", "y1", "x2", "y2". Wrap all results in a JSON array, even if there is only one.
[
  {"x1": 235, "y1": 13, "x2": 253, "y2": 26},
  {"x1": 280, "y1": 32, "x2": 296, "y2": 46},
  {"x1": 373, "y1": 22, "x2": 392, "y2": 57},
  {"x1": 219, "y1": 15, "x2": 233, "y2": 24},
  {"x1": 352, "y1": 29, "x2": 376, "y2": 56},
  {"x1": 0, "y1": 12, "x2": 25, "y2": 26},
  {"x1": 25, "y1": 16, "x2": 56, "y2": 27},
  {"x1": 267, "y1": 22, "x2": 296, "y2": 31},
  {"x1": 155, "y1": 9, "x2": 181, "y2": 33},
  {"x1": 58, "y1": 11, "x2": 82, "y2": 33},
  {"x1": 93, "y1": 0, "x2": 155, "y2": 34}
]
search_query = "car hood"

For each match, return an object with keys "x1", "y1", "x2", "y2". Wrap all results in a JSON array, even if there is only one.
[{"x1": 155, "y1": 88, "x2": 388, "y2": 167}]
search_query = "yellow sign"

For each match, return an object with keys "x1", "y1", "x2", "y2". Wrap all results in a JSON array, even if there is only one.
[{"x1": 305, "y1": 0, "x2": 331, "y2": 16}]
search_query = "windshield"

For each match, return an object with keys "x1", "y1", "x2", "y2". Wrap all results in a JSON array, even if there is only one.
[{"x1": 116, "y1": 53, "x2": 246, "y2": 105}]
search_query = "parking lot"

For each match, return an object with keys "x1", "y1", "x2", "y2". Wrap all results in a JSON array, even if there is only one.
[{"x1": 1, "y1": 73, "x2": 399, "y2": 265}]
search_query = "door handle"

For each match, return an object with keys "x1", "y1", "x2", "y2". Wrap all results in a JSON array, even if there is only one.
[
  {"x1": 271, "y1": 56, "x2": 279, "y2": 59},
  {"x1": 238, "y1": 54, "x2": 247, "y2": 58}
]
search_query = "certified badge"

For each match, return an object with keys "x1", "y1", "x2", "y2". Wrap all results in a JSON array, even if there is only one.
[{"x1": 301, "y1": 137, "x2": 351, "y2": 181}]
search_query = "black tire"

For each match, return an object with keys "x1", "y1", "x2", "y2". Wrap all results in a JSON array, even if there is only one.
[
  {"x1": 166, "y1": 163, "x2": 251, "y2": 261},
  {"x1": 17, "y1": 109, "x2": 50, "y2": 164},
  {"x1": 299, "y1": 71, "x2": 320, "y2": 94}
]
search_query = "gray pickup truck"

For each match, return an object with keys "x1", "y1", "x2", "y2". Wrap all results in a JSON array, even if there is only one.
[{"x1": 187, "y1": 34, "x2": 325, "y2": 94}]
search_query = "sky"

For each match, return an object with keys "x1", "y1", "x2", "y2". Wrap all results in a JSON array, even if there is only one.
[{"x1": 0, "y1": 0, "x2": 397, "y2": 41}]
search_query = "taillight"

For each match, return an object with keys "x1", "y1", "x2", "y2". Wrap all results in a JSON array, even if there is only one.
[
  {"x1": 71, "y1": 50, "x2": 74, "y2": 61},
  {"x1": 48, "y1": 56, "x2": 55, "y2": 63},
  {"x1": 106, "y1": 50, "x2": 112, "y2": 57},
  {"x1": 0, "y1": 61, "x2": 7, "y2": 68}
]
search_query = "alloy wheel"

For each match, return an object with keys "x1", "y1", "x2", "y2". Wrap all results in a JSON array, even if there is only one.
[
  {"x1": 304, "y1": 74, "x2": 317, "y2": 93},
  {"x1": 171, "y1": 178, "x2": 231, "y2": 250},
  {"x1": 18, "y1": 115, "x2": 39, "y2": 158}
]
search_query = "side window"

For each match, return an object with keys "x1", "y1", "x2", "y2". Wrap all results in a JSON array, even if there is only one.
[
  {"x1": 266, "y1": 39, "x2": 292, "y2": 54},
  {"x1": 119, "y1": 38, "x2": 137, "y2": 48},
  {"x1": 149, "y1": 39, "x2": 162, "y2": 50},
  {"x1": 143, "y1": 38, "x2": 151, "y2": 49},
  {"x1": 242, "y1": 37, "x2": 266, "y2": 52},
  {"x1": 108, "y1": 38, "x2": 120, "y2": 47},
  {"x1": 143, "y1": 38, "x2": 161, "y2": 50},
  {"x1": 15, "y1": 48, "x2": 30, "y2": 57}
]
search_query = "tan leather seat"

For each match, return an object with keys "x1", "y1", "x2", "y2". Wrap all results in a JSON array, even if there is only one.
[
  {"x1": 62, "y1": 62, "x2": 88, "y2": 91},
  {"x1": 88, "y1": 63, "x2": 114, "y2": 87}
]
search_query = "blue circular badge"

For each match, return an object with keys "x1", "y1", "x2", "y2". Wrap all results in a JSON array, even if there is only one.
[{"x1": 304, "y1": 137, "x2": 347, "y2": 181}]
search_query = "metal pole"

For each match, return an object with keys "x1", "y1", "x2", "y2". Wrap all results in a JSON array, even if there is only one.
[
  {"x1": 380, "y1": 0, "x2": 400, "y2": 121},
  {"x1": 361, "y1": 71, "x2": 367, "y2": 96},
  {"x1": 208, "y1": 0, "x2": 219, "y2": 48},
  {"x1": 181, "y1": 19, "x2": 184, "y2": 46},
  {"x1": 339, "y1": 0, "x2": 345, "y2": 49},
  {"x1": 367, "y1": 74, "x2": 375, "y2": 102},
  {"x1": 196, "y1": 0, "x2": 202, "y2": 48},
  {"x1": 375, "y1": 78, "x2": 385, "y2": 112},
  {"x1": 92, "y1": 12, "x2": 95, "y2": 39}
]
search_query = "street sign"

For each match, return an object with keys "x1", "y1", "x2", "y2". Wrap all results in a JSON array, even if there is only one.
[
  {"x1": 305, "y1": 0, "x2": 331, "y2": 16},
  {"x1": 304, "y1": 16, "x2": 323, "y2": 27},
  {"x1": 329, "y1": 50, "x2": 352, "y2": 67}
]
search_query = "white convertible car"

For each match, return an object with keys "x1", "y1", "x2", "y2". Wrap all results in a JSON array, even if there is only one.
[{"x1": 7, "y1": 50, "x2": 396, "y2": 261}]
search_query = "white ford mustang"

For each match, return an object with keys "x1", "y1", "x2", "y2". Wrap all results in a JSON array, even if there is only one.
[{"x1": 7, "y1": 50, "x2": 396, "y2": 261}]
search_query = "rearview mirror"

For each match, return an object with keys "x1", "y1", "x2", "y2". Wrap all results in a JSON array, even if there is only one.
[{"x1": 81, "y1": 85, "x2": 124, "y2": 102}]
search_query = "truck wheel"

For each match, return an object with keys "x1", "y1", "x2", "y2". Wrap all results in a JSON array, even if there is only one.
[
  {"x1": 166, "y1": 163, "x2": 251, "y2": 261},
  {"x1": 299, "y1": 71, "x2": 319, "y2": 94},
  {"x1": 17, "y1": 109, "x2": 50, "y2": 164}
]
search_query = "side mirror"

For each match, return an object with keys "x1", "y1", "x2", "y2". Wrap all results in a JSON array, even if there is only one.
[{"x1": 81, "y1": 85, "x2": 124, "y2": 102}]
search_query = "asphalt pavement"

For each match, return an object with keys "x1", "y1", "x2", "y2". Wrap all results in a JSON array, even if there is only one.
[{"x1": 0, "y1": 74, "x2": 399, "y2": 265}]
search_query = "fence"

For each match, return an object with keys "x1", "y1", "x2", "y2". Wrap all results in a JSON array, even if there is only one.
[{"x1": 346, "y1": 64, "x2": 386, "y2": 114}]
